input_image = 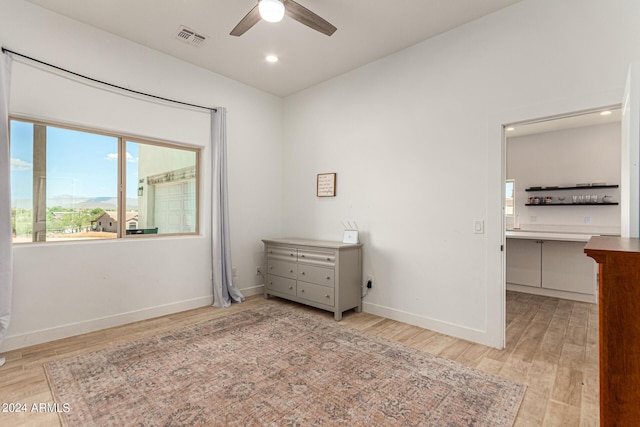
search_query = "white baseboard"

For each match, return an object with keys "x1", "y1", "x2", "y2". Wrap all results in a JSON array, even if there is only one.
[
  {"x1": 240, "y1": 284, "x2": 264, "y2": 298},
  {"x1": 506, "y1": 283, "x2": 597, "y2": 303},
  {"x1": 0, "y1": 296, "x2": 213, "y2": 352},
  {"x1": 362, "y1": 301, "x2": 493, "y2": 347},
  {"x1": 1, "y1": 287, "x2": 267, "y2": 353}
]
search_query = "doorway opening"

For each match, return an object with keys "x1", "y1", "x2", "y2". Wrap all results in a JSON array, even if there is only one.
[{"x1": 502, "y1": 105, "x2": 622, "y2": 348}]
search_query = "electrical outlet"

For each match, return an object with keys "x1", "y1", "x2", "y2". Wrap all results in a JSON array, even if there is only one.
[
  {"x1": 232, "y1": 267, "x2": 237, "y2": 277},
  {"x1": 256, "y1": 266, "x2": 261, "y2": 275},
  {"x1": 367, "y1": 275, "x2": 374, "y2": 289}
]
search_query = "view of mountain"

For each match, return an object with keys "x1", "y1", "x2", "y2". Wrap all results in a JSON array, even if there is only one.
[{"x1": 12, "y1": 195, "x2": 138, "y2": 210}]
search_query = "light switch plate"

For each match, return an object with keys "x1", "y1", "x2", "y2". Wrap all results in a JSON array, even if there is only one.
[{"x1": 474, "y1": 220, "x2": 484, "y2": 234}]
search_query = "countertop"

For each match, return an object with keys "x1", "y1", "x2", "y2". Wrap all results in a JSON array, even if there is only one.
[{"x1": 506, "y1": 230, "x2": 599, "y2": 242}]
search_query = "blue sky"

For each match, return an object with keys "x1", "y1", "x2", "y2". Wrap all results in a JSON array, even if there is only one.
[{"x1": 10, "y1": 120, "x2": 138, "y2": 202}]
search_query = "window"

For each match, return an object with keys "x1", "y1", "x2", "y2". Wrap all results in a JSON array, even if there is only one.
[
  {"x1": 10, "y1": 119, "x2": 199, "y2": 243},
  {"x1": 505, "y1": 179, "x2": 515, "y2": 217}
]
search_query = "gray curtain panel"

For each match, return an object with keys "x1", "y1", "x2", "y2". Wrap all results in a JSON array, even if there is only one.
[{"x1": 211, "y1": 108, "x2": 244, "y2": 307}]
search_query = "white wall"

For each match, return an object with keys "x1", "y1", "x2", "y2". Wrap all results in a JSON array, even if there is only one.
[
  {"x1": 0, "y1": 0, "x2": 284, "y2": 351},
  {"x1": 3, "y1": 0, "x2": 640, "y2": 352},
  {"x1": 283, "y1": 0, "x2": 640, "y2": 347},
  {"x1": 508, "y1": 123, "x2": 621, "y2": 233}
]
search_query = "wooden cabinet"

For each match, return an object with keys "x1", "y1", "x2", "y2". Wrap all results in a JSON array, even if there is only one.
[
  {"x1": 262, "y1": 238, "x2": 362, "y2": 320},
  {"x1": 585, "y1": 236, "x2": 640, "y2": 427},
  {"x1": 506, "y1": 238, "x2": 596, "y2": 301}
]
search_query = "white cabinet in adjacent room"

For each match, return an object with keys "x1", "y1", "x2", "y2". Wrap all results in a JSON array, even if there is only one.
[
  {"x1": 506, "y1": 237, "x2": 596, "y2": 302},
  {"x1": 542, "y1": 240, "x2": 596, "y2": 295},
  {"x1": 505, "y1": 238, "x2": 541, "y2": 288}
]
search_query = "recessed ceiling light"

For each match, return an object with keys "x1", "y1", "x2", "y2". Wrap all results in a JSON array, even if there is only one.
[
  {"x1": 265, "y1": 55, "x2": 279, "y2": 63},
  {"x1": 600, "y1": 110, "x2": 612, "y2": 116},
  {"x1": 506, "y1": 127, "x2": 515, "y2": 132}
]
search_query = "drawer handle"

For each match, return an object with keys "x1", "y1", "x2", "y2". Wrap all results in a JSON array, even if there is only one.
[
  {"x1": 289, "y1": 269, "x2": 294, "y2": 273},
  {"x1": 290, "y1": 253, "x2": 294, "y2": 257},
  {"x1": 326, "y1": 257, "x2": 331, "y2": 261},
  {"x1": 289, "y1": 286, "x2": 294, "y2": 290},
  {"x1": 301, "y1": 254, "x2": 306, "y2": 258},
  {"x1": 301, "y1": 272, "x2": 306, "y2": 275},
  {"x1": 301, "y1": 289, "x2": 305, "y2": 293},
  {"x1": 269, "y1": 281, "x2": 272, "y2": 285},
  {"x1": 269, "y1": 265, "x2": 273, "y2": 269},
  {"x1": 326, "y1": 276, "x2": 331, "y2": 280},
  {"x1": 325, "y1": 294, "x2": 330, "y2": 298}
]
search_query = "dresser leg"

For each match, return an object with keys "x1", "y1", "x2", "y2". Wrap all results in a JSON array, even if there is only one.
[
  {"x1": 354, "y1": 304, "x2": 362, "y2": 313},
  {"x1": 334, "y1": 311, "x2": 342, "y2": 321}
]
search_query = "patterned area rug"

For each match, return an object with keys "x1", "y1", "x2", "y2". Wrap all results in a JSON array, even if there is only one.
[{"x1": 45, "y1": 302, "x2": 525, "y2": 426}]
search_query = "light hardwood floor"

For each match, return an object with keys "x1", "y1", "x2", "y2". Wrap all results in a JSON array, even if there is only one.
[{"x1": 0, "y1": 291, "x2": 598, "y2": 426}]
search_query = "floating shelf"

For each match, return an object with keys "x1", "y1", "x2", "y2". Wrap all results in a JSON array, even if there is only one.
[
  {"x1": 526, "y1": 185, "x2": 619, "y2": 192},
  {"x1": 525, "y1": 202, "x2": 619, "y2": 206}
]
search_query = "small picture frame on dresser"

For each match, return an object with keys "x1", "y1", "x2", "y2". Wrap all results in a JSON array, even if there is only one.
[{"x1": 317, "y1": 173, "x2": 336, "y2": 197}]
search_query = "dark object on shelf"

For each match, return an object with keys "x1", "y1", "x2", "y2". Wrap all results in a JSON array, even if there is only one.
[
  {"x1": 525, "y1": 202, "x2": 618, "y2": 206},
  {"x1": 526, "y1": 184, "x2": 619, "y2": 192}
]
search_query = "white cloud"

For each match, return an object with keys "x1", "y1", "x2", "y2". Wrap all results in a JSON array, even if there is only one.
[
  {"x1": 126, "y1": 151, "x2": 138, "y2": 163},
  {"x1": 105, "y1": 152, "x2": 137, "y2": 163},
  {"x1": 10, "y1": 158, "x2": 32, "y2": 171}
]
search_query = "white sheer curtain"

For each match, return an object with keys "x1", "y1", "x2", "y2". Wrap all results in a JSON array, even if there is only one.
[
  {"x1": 211, "y1": 108, "x2": 243, "y2": 307},
  {"x1": 0, "y1": 53, "x2": 13, "y2": 366}
]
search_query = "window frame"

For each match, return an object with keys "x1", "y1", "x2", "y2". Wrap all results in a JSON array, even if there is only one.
[{"x1": 9, "y1": 116, "x2": 201, "y2": 243}]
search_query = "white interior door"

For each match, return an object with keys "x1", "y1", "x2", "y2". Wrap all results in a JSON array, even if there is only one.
[{"x1": 621, "y1": 62, "x2": 640, "y2": 238}]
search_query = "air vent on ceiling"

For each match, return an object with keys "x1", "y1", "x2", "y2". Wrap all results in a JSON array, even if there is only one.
[{"x1": 175, "y1": 25, "x2": 207, "y2": 47}]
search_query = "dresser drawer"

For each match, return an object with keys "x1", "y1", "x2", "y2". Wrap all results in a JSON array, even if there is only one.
[
  {"x1": 266, "y1": 275, "x2": 296, "y2": 296},
  {"x1": 297, "y1": 264, "x2": 334, "y2": 287},
  {"x1": 297, "y1": 282, "x2": 334, "y2": 307},
  {"x1": 267, "y1": 259, "x2": 297, "y2": 279},
  {"x1": 266, "y1": 246, "x2": 297, "y2": 261},
  {"x1": 297, "y1": 249, "x2": 336, "y2": 267}
]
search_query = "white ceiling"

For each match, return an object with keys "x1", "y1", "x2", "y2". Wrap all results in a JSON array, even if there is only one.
[
  {"x1": 24, "y1": 0, "x2": 522, "y2": 97},
  {"x1": 506, "y1": 108, "x2": 622, "y2": 138}
]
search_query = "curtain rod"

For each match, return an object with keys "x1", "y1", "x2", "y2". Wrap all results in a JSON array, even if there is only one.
[{"x1": 1, "y1": 47, "x2": 217, "y2": 113}]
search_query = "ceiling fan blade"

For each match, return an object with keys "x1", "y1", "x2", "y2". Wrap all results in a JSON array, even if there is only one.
[
  {"x1": 230, "y1": 4, "x2": 261, "y2": 36},
  {"x1": 284, "y1": 0, "x2": 337, "y2": 36}
]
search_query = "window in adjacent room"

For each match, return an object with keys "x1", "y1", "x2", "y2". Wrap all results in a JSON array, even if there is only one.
[
  {"x1": 9, "y1": 118, "x2": 199, "y2": 243},
  {"x1": 505, "y1": 179, "x2": 515, "y2": 217},
  {"x1": 505, "y1": 179, "x2": 517, "y2": 229}
]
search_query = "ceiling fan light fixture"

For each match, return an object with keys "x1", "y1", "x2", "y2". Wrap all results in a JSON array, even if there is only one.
[{"x1": 259, "y1": 0, "x2": 285, "y2": 23}]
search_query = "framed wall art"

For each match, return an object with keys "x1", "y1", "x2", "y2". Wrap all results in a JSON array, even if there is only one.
[{"x1": 317, "y1": 173, "x2": 336, "y2": 197}]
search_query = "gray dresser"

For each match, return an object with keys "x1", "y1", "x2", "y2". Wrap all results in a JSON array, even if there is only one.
[{"x1": 262, "y1": 238, "x2": 363, "y2": 320}]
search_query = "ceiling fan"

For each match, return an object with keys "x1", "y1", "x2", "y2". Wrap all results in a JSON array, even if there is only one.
[{"x1": 230, "y1": 0, "x2": 337, "y2": 37}]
